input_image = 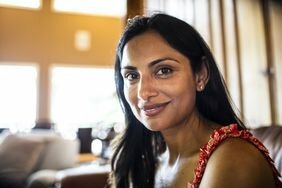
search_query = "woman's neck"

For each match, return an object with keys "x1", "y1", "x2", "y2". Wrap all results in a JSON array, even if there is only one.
[{"x1": 160, "y1": 112, "x2": 217, "y2": 165}]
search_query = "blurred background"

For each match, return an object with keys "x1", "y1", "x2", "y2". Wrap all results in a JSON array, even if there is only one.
[{"x1": 0, "y1": 0, "x2": 281, "y2": 153}]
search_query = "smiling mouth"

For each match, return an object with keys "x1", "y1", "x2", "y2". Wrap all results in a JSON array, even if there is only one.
[{"x1": 141, "y1": 102, "x2": 170, "y2": 117}]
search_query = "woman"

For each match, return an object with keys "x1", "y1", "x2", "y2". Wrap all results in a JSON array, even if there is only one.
[{"x1": 110, "y1": 13, "x2": 281, "y2": 188}]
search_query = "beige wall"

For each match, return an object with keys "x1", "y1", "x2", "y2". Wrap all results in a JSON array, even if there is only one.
[{"x1": 0, "y1": 1, "x2": 125, "y2": 122}]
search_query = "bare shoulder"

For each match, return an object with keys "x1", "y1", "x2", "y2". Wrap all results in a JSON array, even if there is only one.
[{"x1": 200, "y1": 138, "x2": 276, "y2": 188}]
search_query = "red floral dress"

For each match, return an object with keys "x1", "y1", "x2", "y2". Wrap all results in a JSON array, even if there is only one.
[{"x1": 187, "y1": 124, "x2": 282, "y2": 188}]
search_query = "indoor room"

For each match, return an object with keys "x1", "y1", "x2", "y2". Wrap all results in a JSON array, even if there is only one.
[{"x1": 0, "y1": 0, "x2": 281, "y2": 188}]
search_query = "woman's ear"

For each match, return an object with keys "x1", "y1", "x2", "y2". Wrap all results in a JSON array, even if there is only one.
[{"x1": 195, "y1": 56, "x2": 209, "y2": 92}]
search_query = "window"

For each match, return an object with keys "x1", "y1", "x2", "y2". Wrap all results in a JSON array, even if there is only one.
[
  {"x1": 52, "y1": 0, "x2": 126, "y2": 17},
  {"x1": 0, "y1": 0, "x2": 41, "y2": 9},
  {"x1": 50, "y1": 66, "x2": 124, "y2": 136},
  {"x1": 145, "y1": 0, "x2": 194, "y2": 26},
  {"x1": 0, "y1": 64, "x2": 38, "y2": 131}
]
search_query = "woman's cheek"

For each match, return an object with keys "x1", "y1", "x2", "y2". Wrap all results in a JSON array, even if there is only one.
[
  {"x1": 125, "y1": 86, "x2": 141, "y2": 117},
  {"x1": 124, "y1": 85, "x2": 135, "y2": 107},
  {"x1": 123, "y1": 86, "x2": 130, "y2": 104}
]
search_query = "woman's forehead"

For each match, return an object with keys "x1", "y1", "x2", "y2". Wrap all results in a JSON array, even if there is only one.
[{"x1": 121, "y1": 31, "x2": 175, "y2": 62}]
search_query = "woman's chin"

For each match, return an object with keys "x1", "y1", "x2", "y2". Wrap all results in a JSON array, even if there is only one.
[{"x1": 143, "y1": 123, "x2": 165, "y2": 132}]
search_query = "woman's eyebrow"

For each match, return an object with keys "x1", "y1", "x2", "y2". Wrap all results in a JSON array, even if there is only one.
[
  {"x1": 121, "y1": 57, "x2": 180, "y2": 70},
  {"x1": 149, "y1": 57, "x2": 180, "y2": 67},
  {"x1": 121, "y1": 65, "x2": 136, "y2": 70}
]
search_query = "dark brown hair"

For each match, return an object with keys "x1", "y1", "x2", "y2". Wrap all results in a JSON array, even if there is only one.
[{"x1": 111, "y1": 13, "x2": 244, "y2": 188}]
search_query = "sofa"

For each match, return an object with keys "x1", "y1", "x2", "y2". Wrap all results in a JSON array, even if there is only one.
[
  {"x1": 53, "y1": 125, "x2": 282, "y2": 188},
  {"x1": 55, "y1": 161, "x2": 110, "y2": 188},
  {"x1": 0, "y1": 130, "x2": 80, "y2": 188},
  {"x1": 251, "y1": 125, "x2": 282, "y2": 181}
]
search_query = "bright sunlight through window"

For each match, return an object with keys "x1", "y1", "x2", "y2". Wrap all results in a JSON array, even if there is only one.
[
  {"x1": 53, "y1": 0, "x2": 126, "y2": 17},
  {"x1": 0, "y1": 0, "x2": 41, "y2": 9},
  {"x1": 0, "y1": 65, "x2": 38, "y2": 131},
  {"x1": 50, "y1": 66, "x2": 124, "y2": 136}
]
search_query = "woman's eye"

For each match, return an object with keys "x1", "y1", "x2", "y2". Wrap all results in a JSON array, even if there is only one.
[
  {"x1": 156, "y1": 67, "x2": 172, "y2": 76},
  {"x1": 124, "y1": 72, "x2": 139, "y2": 81}
]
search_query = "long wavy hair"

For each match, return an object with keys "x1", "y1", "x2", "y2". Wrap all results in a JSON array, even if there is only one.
[{"x1": 110, "y1": 13, "x2": 245, "y2": 188}]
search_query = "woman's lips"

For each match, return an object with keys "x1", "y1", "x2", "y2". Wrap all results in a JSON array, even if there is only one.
[{"x1": 141, "y1": 102, "x2": 169, "y2": 117}]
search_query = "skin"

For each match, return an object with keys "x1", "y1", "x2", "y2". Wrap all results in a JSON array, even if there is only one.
[
  {"x1": 120, "y1": 30, "x2": 276, "y2": 187},
  {"x1": 200, "y1": 138, "x2": 276, "y2": 188}
]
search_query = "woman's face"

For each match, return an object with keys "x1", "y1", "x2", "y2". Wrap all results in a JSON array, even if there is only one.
[{"x1": 120, "y1": 30, "x2": 199, "y2": 131}]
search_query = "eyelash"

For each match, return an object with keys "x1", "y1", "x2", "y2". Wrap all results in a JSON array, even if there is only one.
[
  {"x1": 124, "y1": 72, "x2": 139, "y2": 81},
  {"x1": 155, "y1": 67, "x2": 173, "y2": 77},
  {"x1": 123, "y1": 66, "x2": 173, "y2": 82}
]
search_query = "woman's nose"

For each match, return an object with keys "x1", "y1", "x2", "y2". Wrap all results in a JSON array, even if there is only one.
[{"x1": 137, "y1": 76, "x2": 158, "y2": 101}]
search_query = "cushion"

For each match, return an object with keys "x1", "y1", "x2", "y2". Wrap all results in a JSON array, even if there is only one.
[
  {"x1": 38, "y1": 137, "x2": 79, "y2": 170},
  {"x1": 0, "y1": 134, "x2": 45, "y2": 185},
  {"x1": 17, "y1": 131, "x2": 79, "y2": 170}
]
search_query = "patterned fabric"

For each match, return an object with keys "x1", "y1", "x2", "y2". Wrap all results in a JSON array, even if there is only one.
[{"x1": 187, "y1": 124, "x2": 282, "y2": 188}]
